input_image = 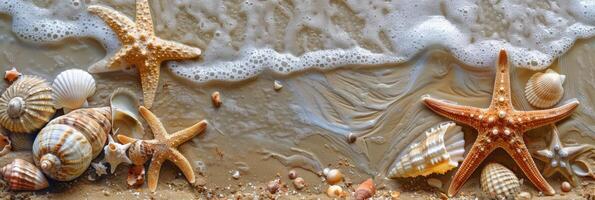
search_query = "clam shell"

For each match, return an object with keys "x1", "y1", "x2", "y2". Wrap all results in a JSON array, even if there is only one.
[
  {"x1": 110, "y1": 88, "x2": 144, "y2": 138},
  {"x1": 52, "y1": 69, "x2": 96, "y2": 111},
  {"x1": 0, "y1": 159, "x2": 49, "y2": 190},
  {"x1": 0, "y1": 75, "x2": 55, "y2": 133},
  {"x1": 480, "y1": 163, "x2": 521, "y2": 200},
  {"x1": 388, "y1": 121, "x2": 465, "y2": 178},
  {"x1": 0, "y1": 132, "x2": 11, "y2": 157},
  {"x1": 32, "y1": 107, "x2": 111, "y2": 181},
  {"x1": 525, "y1": 69, "x2": 565, "y2": 108}
]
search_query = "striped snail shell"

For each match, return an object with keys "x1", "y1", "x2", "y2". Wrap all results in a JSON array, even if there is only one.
[
  {"x1": 0, "y1": 159, "x2": 49, "y2": 191},
  {"x1": 33, "y1": 107, "x2": 111, "y2": 181}
]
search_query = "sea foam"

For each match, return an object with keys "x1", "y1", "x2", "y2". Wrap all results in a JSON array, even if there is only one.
[{"x1": 2, "y1": 0, "x2": 595, "y2": 83}]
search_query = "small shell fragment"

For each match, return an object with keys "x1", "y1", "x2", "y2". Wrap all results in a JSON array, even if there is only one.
[
  {"x1": 127, "y1": 165, "x2": 145, "y2": 188},
  {"x1": 273, "y1": 80, "x2": 283, "y2": 91},
  {"x1": 354, "y1": 178, "x2": 376, "y2": 200},
  {"x1": 4, "y1": 67, "x2": 21, "y2": 83},
  {"x1": 293, "y1": 177, "x2": 305, "y2": 190},
  {"x1": 267, "y1": 179, "x2": 281, "y2": 194},
  {"x1": 211, "y1": 91, "x2": 221, "y2": 108},
  {"x1": 327, "y1": 185, "x2": 344, "y2": 198}
]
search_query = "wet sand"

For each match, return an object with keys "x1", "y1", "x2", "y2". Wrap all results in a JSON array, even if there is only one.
[{"x1": 0, "y1": 1, "x2": 594, "y2": 199}]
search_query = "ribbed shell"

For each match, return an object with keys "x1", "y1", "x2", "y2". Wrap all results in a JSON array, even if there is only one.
[
  {"x1": 388, "y1": 121, "x2": 465, "y2": 178},
  {"x1": 32, "y1": 107, "x2": 111, "y2": 181},
  {"x1": 0, "y1": 75, "x2": 55, "y2": 133},
  {"x1": 127, "y1": 140, "x2": 154, "y2": 166},
  {"x1": 480, "y1": 163, "x2": 521, "y2": 200},
  {"x1": 525, "y1": 69, "x2": 565, "y2": 108},
  {"x1": 0, "y1": 159, "x2": 49, "y2": 190},
  {"x1": 52, "y1": 69, "x2": 96, "y2": 110},
  {"x1": 0, "y1": 132, "x2": 11, "y2": 157}
]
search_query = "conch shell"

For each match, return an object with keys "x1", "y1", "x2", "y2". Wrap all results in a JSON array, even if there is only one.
[
  {"x1": 0, "y1": 159, "x2": 49, "y2": 190},
  {"x1": 388, "y1": 121, "x2": 465, "y2": 178},
  {"x1": 525, "y1": 69, "x2": 566, "y2": 108},
  {"x1": 33, "y1": 107, "x2": 111, "y2": 181},
  {"x1": 52, "y1": 69, "x2": 96, "y2": 112},
  {"x1": 109, "y1": 88, "x2": 144, "y2": 138},
  {"x1": 0, "y1": 75, "x2": 55, "y2": 133},
  {"x1": 480, "y1": 163, "x2": 521, "y2": 199}
]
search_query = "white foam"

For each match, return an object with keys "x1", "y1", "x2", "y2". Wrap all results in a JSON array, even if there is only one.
[{"x1": 3, "y1": 0, "x2": 595, "y2": 83}]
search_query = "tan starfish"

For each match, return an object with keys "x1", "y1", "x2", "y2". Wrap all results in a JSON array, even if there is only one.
[
  {"x1": 88, "y1": 0, "x2": 202, "y2": 109},
  {"x1": 117, "y1": 106, "x2": 207, "y2": 192},
  {"x1": 422, "y1": 50, "x2": 579, "y2": 196}
]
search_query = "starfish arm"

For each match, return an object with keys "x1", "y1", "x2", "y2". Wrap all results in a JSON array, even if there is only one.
[
  {"x1": 105, "y1": 46, "x2": 132, "y2": 69},
  {"x1": 88, "y1": 5, "x2": 135, "y2": 43},
  {"x1": 147, "y1": 154, "x2": 166, "y2": 192},
  {"x1": 504, "y1": 143, "x2": 555, "y2": 195},
  {"x1": 535, "y1": 149, "x2": 554, "y2": 160},
  {"x1": 117, "y1": 134, "x2": 138, "y2": 144},
  {"x1": 135, "y1": 0, "x2": 154, "y2": 34},
  {"x1": 561, "y1": 165, "x2": 581, "y2": 186},
  {"x1": 139, "y1": 106, "x2": 167, "y2": 140},
  {"x1": 167, "y1": 149, "x2": 195, "y2": 184},
  {"x1": 447, "y1": 139, "x2": 495, "y2": 197},
  {"x1": 137, "y1": 60, "x2": 161, "y2": 109},
  {"x1": 153, "y1": 38, "x2": 202, "y2": 61},
  {"x1": 519, "y1": 99, "x2": 579, "y2": 131},
  {"x1": 564, "y1": 145, "x2": 590, "y2": 158},
  {"x1": 422, "y1": 96, "x2": 482, "y2": 127},
  {"x1": 169, "y1": 120, "x2": 208, "y2": 147},
  {"x1": 490, "y1": 50, "x2": 513, "y2": 107}
]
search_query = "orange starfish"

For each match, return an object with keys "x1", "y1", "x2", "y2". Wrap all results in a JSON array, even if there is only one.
[
  {"x1": 88, "y1": 0, "x2": 202, "y2": 108},
  {"x1": 422, "y1": 50, "x2": 579, "y2": 196}
]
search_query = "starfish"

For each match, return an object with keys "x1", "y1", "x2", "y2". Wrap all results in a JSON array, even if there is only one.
[
  {"x1": 117, "y1": 106, "x2": 207, "y2": 192},
  {"x1": 422, "y1": 50, "x2": 579, "y2": 197},
  {"x1": 534, "y1": 125, "x2": 589, "y2": 186},
  {"x1": 104, "y1": 134, "x2": 132, "y2": 174},
  {"x1": 88, "y1": 0, "x2": 202, "y2": 109}
]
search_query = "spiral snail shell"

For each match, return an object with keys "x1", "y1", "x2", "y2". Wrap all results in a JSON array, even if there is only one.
[
  {"x1": 33, "y1": 107, "x2": 111, "y2": 181},
  {"x1": 0, "y1": 159, "x2": 49, "y2": 191},
  {"x1": 0, "y1": 75, "x2": 55, "y2": 133}
]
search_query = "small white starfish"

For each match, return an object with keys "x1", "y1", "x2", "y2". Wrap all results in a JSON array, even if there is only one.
[
  {"x1": 92, "y1": 162, "x2": 109, "y2": 177},
  {"x1": 103, "y1": 134, "x2": 132, "y2": 173},
  {"x1": 534, "y1": 125, "x2": 589, "y2": 186}
]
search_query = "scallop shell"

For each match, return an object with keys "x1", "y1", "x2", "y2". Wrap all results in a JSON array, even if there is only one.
[
  {"x1": 110, "y1": 88, "x2": 144, "y2": 138},
  {"x1": 480, "y1": 163, "x2": 521, "y2": 200},
  {"x1": 33, "y1": 107, "x2": 111, "y2": 181},
  {"x1": 52, "y1": 69, "x2": 96, "y2": 111},
  {"x1": 0, "y1": 75, "x2": 55, "y2": 133},
  {"x1": 388, "y1": 121, "x2": 465, "y2": 178},
  {"x1": 525, "y1": 69, "x2": 566, "y2": 108},
  {"x1": 0, "y1": 159, "x2": 49, "y2": 190},
  {"x1": 0, "y1": 132, "x2": 11, "y2": 157}
]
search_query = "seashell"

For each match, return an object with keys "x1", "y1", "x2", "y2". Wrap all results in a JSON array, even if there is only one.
[
  {"x1": 52, "y1": 69, "x2": 96, "y2": 112},
  {"x1": 354, "y1": 178, "x2": 376, "y2": 200},
  {"x1": 127, "y1": 164, "x2": 145, "y2": 188},
  {"x1": 324, "y1": 168, "x2": 343, "y2": 185},
  {"x1": 127, "y1": 140, "x2": 154, "y2": 166},
  {"x1": 480, "y1": 163, "x2": 521, "y2": 200},
  {"x1": 571, "y1": 147, "x2": 595, "y2": 179},
  {"x1": 327, "y1": 185, "x2": 345, "y2": 198},
  {"x1": 91, "y1": 162, "x2": 108, "y2": 177},
  {"x1": 525, "y1": 69, "x2": 566, "y2": 108},
  {"x1": 561, "y1": 181, "x2": 572, "y2": 192},
  {"x1": 4, "y1": 67, "x2": 21, "y2": 83},
  {"x1": 0, "y1": 132, "x2": 11, "y2": 157},
  {"x1": 267, "y1": 179, "x2": 281, "y2": 194},
  {"x1": 109, "y1": 88, "x2": 144, "y2": 138},
  {"x1": 0, "y1": 159, "x2": 49, "y2": 190},
  {"x1": 211, "y1": 91, "x2": 221, "y2": 108},
  {"x1": 103, "y1": 134, "x2": 131, "y2": 174},
  {"x1": 231, "y1": 170, "x2": 240, "y2": 179},
  {"x1": 0, "y1": 75, "x2": 55, "y2": 133},
  {"x1": 273, "y1": 80, "x2": 283, "y2": 91},
  {"x1": 32, "y1": 107, "x2": 111, "y2": 181},
  {"x1": 293, "y1": 177, "x2": 305, "y2": 190},
  {"x1": 388, "y1": 121, "x2": 465, "y2": 178},
  {"x1": 288, "y1": 169, "x2": 297, "y2": 179}
]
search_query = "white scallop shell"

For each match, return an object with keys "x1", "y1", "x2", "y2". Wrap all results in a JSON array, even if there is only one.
[
  {"x1": 525, "y1": 69, "x2": 565, "y2": 108},
  {"x1": 52, "y1": 69, "x2": 96, "y2": 111},
  {"x1": 110, "y1": 88, "x2": 144, "y2": 138},
  {"x1": 480, "y1": 163, "x2": 521, "y2": 199},
  {"x1": 388, "y1": 121, "x2": 465, "y2": 178}
]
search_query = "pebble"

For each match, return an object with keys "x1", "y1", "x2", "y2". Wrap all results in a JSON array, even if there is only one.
[
  {"x1": 288, "y1": 169, "x2": 297, "y2": 179},
  {"x1": 267, "y1": 179, "x2": 281, "y2": 194},
  {"x1": 324, "y1": 168, "x2": 343, "y2": 185},
  {"x1": 390, "y1": 191, "x2": 400, "y2": 200},
  {"x1": 427, "y1": 178, "x2": 442, "y2": 189},
  {"x1": 231, "y1": 170, "x2": 240, "y2": 179},
  {"x1": 211, "y1": 91, "x2": 222, "y2": 108},
  {"x1": 561, "y1": 181, "x2": 572, "y2": 192},
  {"x1": 273, "y1": 80, "x2": 283, "y2": 91},
  {"x1": 327, "y1": 185, "x2": 344, "y2": 198},
  {"x1": 293, "y1": 177, "x2": 305, "y2": 190}
]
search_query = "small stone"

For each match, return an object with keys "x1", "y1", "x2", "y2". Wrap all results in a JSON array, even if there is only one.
[
  {"x1": 326, "y1": 185, "x2": 344, "y2": 198},
  {"x1": 516, "y1": 191, "x2": 531, "y2": 200},
  {"x1": 390, "y1": 191, "x2": 400, "y2": 200},
  {"x1": 427, "y1": 178, "x2": 442, "y2": 189},
  {"x1": 273, "y1": 80, "x2": 283, "y2": 91},
  {"x1": 561, "y1": 181, "x2": 572, "y2": 192},
  {"x1": 232, "y1": 170, "x2": 240, "y2": 179},
  {"x1": 324, "y1": 169, "x2": 343, "y2": 185},
  {"x1": 288, "y1": 169, "x2": 297, "y2": 179},
  {"x1": 103, "y1": 190, "x2": 111, "y2": 196},
  {"x1": 211, "y1": 91, "x2": 222, "y2": 108},
  {"x1": 293, "y1": 177, "x2": 305, "y2": 190}
]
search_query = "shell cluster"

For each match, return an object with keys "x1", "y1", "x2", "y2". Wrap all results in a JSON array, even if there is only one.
[
  {"x1": 52, "y1": 69, "x2": 96, "y2": 112},
  {"x1": 32, "y1": 107, "x2": 111, "y2": 181},
  {"x1": 0, "y1": 159, "x2": 49, "y2": 191},
  {"x1": 0, "y1": 75, "x2": 55, "y2": 133},
  {"x1": 388, "y1": 121, "x2": 465, "y2": 178},
  {"x1": 480, "y1": 163, "x2": 521, "y2": 200},
  {"x1": 525, "y1": 69, "x2": 566, "y2": 108}
]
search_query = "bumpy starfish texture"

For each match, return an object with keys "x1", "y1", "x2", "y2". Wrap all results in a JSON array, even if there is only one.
[
  {"x1": 422, "y1": 50, "x2": 579, "y2": 197},
  {"x1": 88, "y1": 0, "x2": 202, "y2": 109},
  {"x1": 104, "y1": 134, "x2": 132, "y2": 174},
  {"x1": 534, "y1": 125, "x2": 589, "y2": 186},
  {"x1": 117, "y1": 106, "x2": 207, "y2": 192}
]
